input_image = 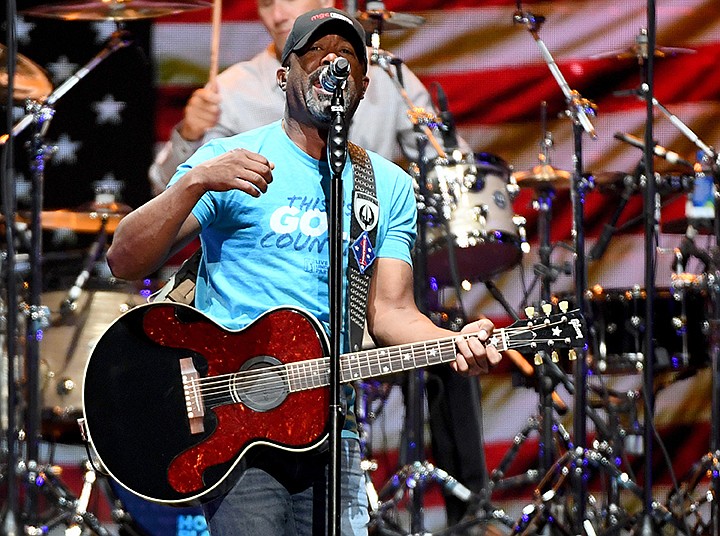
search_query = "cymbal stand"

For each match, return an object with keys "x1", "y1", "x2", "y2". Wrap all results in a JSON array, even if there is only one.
[
  {"x1": 375, "y1": 133, "x2": 448, "y2": 535},
  {"x1": 2, "y1": 10, "x2": 24, "y2": 533},
  {"x1": 1, "y1": 30, "x2": 134, "y2": 533},
  {"x1": 510, "y1": 444, "x2": 687, "y2": 536},
  {"x1": 364, "y1": 28, "x2": 482, "y2": 534},
  {"x1": 514, "y1": 5, "x2": 597, "y2": 532},
  {"x1": 623, "y1": 28, "x2": 720, "y2": 530}
]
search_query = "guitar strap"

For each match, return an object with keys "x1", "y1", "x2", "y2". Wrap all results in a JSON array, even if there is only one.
[{"x1": 346, "y1": 142, "x2": 378, "y2": 352}]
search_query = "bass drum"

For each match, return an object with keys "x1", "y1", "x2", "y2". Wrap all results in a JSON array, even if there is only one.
[
  {"x1": 107, "y1": 478, "x2": 208, "y2": 536},
  {"x1": 41, "y1": 285, "x2": 148, "y2": 442},
  {"x1": 420, "y1": 152, "x2": 522, "y2": 285},
  {"x1": 584, "y1": 286, "x2": 710, "y2": 374}
]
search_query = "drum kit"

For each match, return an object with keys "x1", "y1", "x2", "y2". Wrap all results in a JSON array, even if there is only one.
[
  {"x1": 1, "y1": 0, "x2": 719, "y2": 535},
  {"x1": 361, "y1": 6, "x2": 720, "y2": 536}
]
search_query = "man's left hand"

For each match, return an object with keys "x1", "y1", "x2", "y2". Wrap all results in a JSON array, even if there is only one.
[{"x1": 451, "y1": 318, "x2": 502, "y2": 375}]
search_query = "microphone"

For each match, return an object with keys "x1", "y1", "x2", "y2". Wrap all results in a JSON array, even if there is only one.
[
  {"x1": 433, "y1": 82, "x2": 459, "y2": 151},
  {"x1": 614, "y1": 132, "x2": 693, "y2": 168},
  {"x1": 319, "y1": 57, "x2": 350, "y2": 92}
]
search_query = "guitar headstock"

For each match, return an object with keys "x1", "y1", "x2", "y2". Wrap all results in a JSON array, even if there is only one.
[{"x1": 495, "y1": 301, "x2": 587, "y2": 358}]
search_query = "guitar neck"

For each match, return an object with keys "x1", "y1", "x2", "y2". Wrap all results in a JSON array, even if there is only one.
[{"x1": 286, "y1": 330, "x2": 509, "y2": 392}]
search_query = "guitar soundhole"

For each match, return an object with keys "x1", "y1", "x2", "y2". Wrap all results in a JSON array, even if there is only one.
[{"x1": 233, "y1": 356, "x2": 288, "y2": 412}]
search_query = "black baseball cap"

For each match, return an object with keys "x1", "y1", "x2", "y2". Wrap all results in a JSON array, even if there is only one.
[{"x1": 281, "y1": 7, "x2": 367, "y2": 71}]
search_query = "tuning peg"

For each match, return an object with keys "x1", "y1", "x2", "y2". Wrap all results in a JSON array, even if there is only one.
[
  {"x1": 534, "y1": 353, "x2": 543, "y2": 366},
  {"x1": 551, "y1": 351, "x2": 559, "y2": 362},
  {"x1": 542, "y1": 303, "x2": 552, "y2": 316},
  {"x1": 568, "y1": 349, "x2": 577, "y2": 361},
  {"x1": 558, "y1": 301, "x2": 568, "y2": 313},
  {"x1": 525, "y1": 306, "x2": 536, "y2": 318}
]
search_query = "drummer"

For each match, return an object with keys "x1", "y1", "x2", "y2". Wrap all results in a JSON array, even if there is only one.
[
  {"x1": 148, "y1": 0, "x2": 482, "y2": 527},
  {"x1": 148, "y1": 0, "x2": 471, "y2": 194}
]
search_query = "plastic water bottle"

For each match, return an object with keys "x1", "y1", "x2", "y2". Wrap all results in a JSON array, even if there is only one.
[{"x1": 686, "y1": 150, "x2": 715, "y2": 220}]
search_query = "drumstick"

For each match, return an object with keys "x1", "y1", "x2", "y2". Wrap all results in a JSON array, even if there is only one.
[{"x1": 209, "y1": 0, "x2": 222, "y2": 83}]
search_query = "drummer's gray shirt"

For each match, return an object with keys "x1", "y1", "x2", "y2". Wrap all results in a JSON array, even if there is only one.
[{"x1": 149, "y1": 46, "x2": 469, "y2": 195}]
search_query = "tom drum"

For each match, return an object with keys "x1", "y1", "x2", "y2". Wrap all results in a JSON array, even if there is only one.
[{"x1": 419, "y1": 152, "x2": 523, "y2": 285}]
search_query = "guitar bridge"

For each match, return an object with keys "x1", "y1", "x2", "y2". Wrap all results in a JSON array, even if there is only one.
[{"x1": 180, "y1": 357, "x2": 205, "y2": 434}]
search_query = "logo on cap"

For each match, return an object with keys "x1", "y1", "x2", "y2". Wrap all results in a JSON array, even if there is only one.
[{"x1": 311, "y1": 11, "x2": 354, "y2": 26}]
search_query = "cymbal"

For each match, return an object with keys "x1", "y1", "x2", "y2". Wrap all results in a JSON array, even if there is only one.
[
  {"x1": 21, "y1": 201, "x2": 132, "y2": 234},
  {"x1": 21, "y1": 0, "x2": 212, "y2": 21},
  {"x1": 0, "y1": 44, "x2": 52, "y2": 102},
  {"x1": 356, "y1": 4, "x2": 425, "y2": 33},
  {"x1": 590, "y1": 44, "x2": 695, "y2": 61},
  {"x1": 513, "y1": 164, "x2": 572, "y2": 190}
]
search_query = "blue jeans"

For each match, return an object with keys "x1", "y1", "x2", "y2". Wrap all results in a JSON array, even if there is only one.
[{"x1": 202, "y1": 438, "x2": 369, "y2": 535}]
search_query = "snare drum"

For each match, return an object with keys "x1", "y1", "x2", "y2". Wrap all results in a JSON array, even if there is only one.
[
  {"x1": 40, "y1": 286, "x2": 147, "y2": 442},
  {"x1": 585, "y1": 286, "x2": 709, "y2": 374},
  {"x1": 419, "y1": 152, "x2": 523, "y2": 285}
]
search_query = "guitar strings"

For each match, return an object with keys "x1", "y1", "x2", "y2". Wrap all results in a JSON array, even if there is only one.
[
  {"x1": 186, "y1": 318, "x2": 581, "y2": 407},
  {"x1": 194, "y1": 321, "x2": 577, "y2": 402},
  {"x1": 196, "y1": 331, "x2": 575, "y2": 402}
]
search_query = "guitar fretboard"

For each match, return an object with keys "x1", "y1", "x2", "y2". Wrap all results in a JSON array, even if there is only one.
[{"x1": 285, "y1": 332, "x2": 505, "y2": 392}]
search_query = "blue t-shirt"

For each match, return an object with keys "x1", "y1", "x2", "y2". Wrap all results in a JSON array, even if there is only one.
[
  {"x1": 168, "y1": 121, "x2": 417, "y2": 437},
  {"x1": 168, "y1": 120, "x2": 417, "y2": 346}
]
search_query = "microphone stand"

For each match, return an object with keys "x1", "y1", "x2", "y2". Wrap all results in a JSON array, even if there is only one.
[
  {"x1": 514, "y1": 7, "x2": 595, "y2": 533},
  {"x1": 326, "y1": 81, "x2": 348, "y2": 536}
]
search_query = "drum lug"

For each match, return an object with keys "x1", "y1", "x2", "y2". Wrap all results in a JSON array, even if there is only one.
[
  {"x1": 513, "y1": 215, "x2": 530, "y2": 254},
  {"x1": 473, "y1": 204, "x2": 489, "y2": 226},
  {"x1": 506, "y1": 177, "x2": 520, "y2": 200},
  {"x1": 56, "y1": 377, "x2": 75, "y2": 396}
]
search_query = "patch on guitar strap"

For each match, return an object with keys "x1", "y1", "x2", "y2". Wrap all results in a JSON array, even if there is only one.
[
  {"x1": 351, "y1": 231, "x2": 376, "y2": 274},
  {"x1": 353, "y1": 190, "x2": 379, "y2": 232}
]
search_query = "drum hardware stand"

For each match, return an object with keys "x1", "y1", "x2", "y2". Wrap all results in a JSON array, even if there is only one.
[
  {"x1": 373, "y1": 126, "x2": 497, "y2": 535},
  {"x1": 664, "y1": 204, "x2": 720, "y2": 533},
  {"x1": 371, "y1": 34, "x2": 477, "y2": 529},
  {"x1": 356, "y1": 379, "x2": 393, "y2": 515},
  {"x1": 0, "y1": 30, "x2": 134, "y2": 533},
  {"x1": 20, "y1": 459, "x2": 110, "y2": 536},
  {"x1": 587, "y1": 161, "x2": 644, "y2": 262},
  {"x1": 376, "y1": 132, "x2": 459, "y2": 535},
  {"x1": 514, "y1": 5, "x2": 598, "y2": 533},
  {"x1": 614, "y1": 16, "x2": 720, "y2": 532},
  {"x1": 511, "y1": 444, "x2": 686, "y2": 536}
]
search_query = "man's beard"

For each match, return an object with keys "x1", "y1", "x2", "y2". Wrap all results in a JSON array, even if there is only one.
[{"x1": 304, "y1": 72, "x2": 355, "y2": 125}]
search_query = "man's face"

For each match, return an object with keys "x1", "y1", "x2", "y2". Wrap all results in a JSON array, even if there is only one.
[
  {"x1": 283, "y1": 32, "x2": 368, "y2": 128},
  {"x1": 257, "y1": 0, "x2": 334, "y2": 54}
]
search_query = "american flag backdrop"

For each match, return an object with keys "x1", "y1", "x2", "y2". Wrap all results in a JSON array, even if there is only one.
[{"x1": 6, "y1": 0, "x2": 720, "y2": 532}]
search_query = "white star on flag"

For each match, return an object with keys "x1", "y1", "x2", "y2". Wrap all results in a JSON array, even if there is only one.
[
  {"x1": 46, "y1": 55, "x2": 79, "y2": 85},
  {"x1": 92, "y1": 21, "x2": 117, "y2": 44},
  {"x1": 16, "y1": 18, "x2": 35, "y2": 45},
  {"x1": 52, "y1": 133, "x2": 82, "y2": 165},
  {"x1": 93, "y1": 94, "x2": 126, "y2": 125}
]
